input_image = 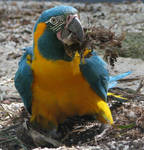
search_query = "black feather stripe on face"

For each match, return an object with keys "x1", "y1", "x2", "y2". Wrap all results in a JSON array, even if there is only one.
[{"x1": 45, "y1": 15, "x2": 66, "y2": 32}]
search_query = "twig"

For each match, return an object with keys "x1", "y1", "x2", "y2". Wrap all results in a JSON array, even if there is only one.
[
  {"x1": 136, "y1": 80, "x2": 144, "y2": 94},
  {"x1": 0, "y1": 136, "x2": 28, "y2": 150},
  {"x1": 0, "y1": 104, "x2": 12, "y2": 119},
  {"x1": 61, "y1": 132, "x2": 73, "y2": 143},
  {"x1": 29, "y1": 128, "x2": 62, "y2": 147},
  {"x1": 1, "y1": 96, "x2": 21, "y2": 101},
  {"x1": 0, "y1": 136, "x2": 16, "y2": 144},
  {"x1": 94, "y1": 125, "x2": 112, "y2": 142},
  {"x1": 119, "y1": 77, "x2": 143, "y2": 82},
  {"x1": 123, "y1": 20, "x2": 144, "y2": 26},
  {"x1": 16, "y1": 138, "x2": 28, "y2": 150},
  {"x1": 0, "y1": 123, "x2": 21, "y2": 132}
]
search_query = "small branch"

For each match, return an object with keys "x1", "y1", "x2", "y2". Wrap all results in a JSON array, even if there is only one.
[
  {"x1": 119, "y1": 77, "x2": 143, "y2": 82},
  {"x1": 0, "y1": 136, "x2": 16, "y2": 144},
  {"x1": 29, "y1": 128, "x2": 62, "y2": 147},
  {"x1": 136, "y1": 80, "x2": 144, "y2": 94},
  {"x1": 95, "y1": 125, "x2": 112, "y2": 142}
]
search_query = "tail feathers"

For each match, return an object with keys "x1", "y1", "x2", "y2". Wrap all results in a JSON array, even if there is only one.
[
  {"x1": 108, "y1": 92, "x2": 127, "y2": 102},
  {"x1": 109, "y1": 71, "x2": 132, "y2": 83},
  {"x1": 108, "y1": 81, "x2": 117, "y2": 89}
]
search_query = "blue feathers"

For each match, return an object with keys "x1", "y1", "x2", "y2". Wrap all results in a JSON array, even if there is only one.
[
  {"x1": 41, "y1": 6, "x2": 77, "y2": 21},
  {"x1": 34, "y1": 6, "x2": 77, "y2": 32},
  {"x1": 80, "y1": 52, "x2": 109, "y2": 101},
  {"x1": 109, "y1": 71, "x2": 132, "y2": 83},
  {"x1": 80, "y1": 52, "x2": 131, "y2": 101},
  {"x1": 38, "y1": 30, "x2": 72, "y2": 61},
  {"x1": 108, "y1": 71, "x2": 132, "y2": 89},
  {"x1": 14, "y1": 47, "x2": 33, "y2": 113}
]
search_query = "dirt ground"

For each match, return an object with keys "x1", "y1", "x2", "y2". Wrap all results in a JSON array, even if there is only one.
[{"x1": 0, "y1": 1, "x2": 144, "y2": 150}]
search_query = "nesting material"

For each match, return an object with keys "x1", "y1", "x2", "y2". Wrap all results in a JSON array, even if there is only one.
[{"x1": 64, "y1": 26, "x2": 125, "y2": 67}]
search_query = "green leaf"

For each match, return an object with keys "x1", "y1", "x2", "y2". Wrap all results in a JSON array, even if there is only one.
[{"x1": 117, "y1": 123, "x2": 136, "y2": 129}]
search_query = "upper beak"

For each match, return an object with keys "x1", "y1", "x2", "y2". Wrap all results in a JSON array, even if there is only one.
[
  {"x1": 67, "y1": 17, "x2": 84, "y2": 42},
  {"x1": 58, "y1": 15, "x2": 84, "y2": 45}
]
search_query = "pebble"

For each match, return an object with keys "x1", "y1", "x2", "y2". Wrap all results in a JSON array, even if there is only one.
[
  {"x1": 107, "y1": 141, "x2": 117, "y2": 149},
  {"x1": 94, "y1": 146, "x2": 101, "y2": 150},
  {"x1": 123, "y1": 145, "x2": 129, "y2": 150},
  {"x1": 70, "y1": 139, "x2": 73, "y2": 142},
  {"x1": 118, "y1": 144, "x2": 124, "y2": 149},
  {"x1": 87, "y1": 138, "x2": 90, "y2": 142},
  {"x1": 130, "y1": 145, "x2": 134, "y2": 149},
  {"x1": 78, "y1": 141, "x2": 81, "y2": 145},
  {"x1": 110, "y1": 144, "x2": 116, "y2": 150},
  {"x1": 102, "y1": 145, "x2": 109, "y2": 150},
  {"x1": 133, "y1": 140, "x2": 139, "y2": 147},
  {"x1": 121, "y1": 141, "x2": 130, "y2": 145},
  {"x1": 126, "y1": 137, "x2": 130, "y2": 140},
  {"x1": 126, "y1": 111, "x2": 137, "y2": 120}
]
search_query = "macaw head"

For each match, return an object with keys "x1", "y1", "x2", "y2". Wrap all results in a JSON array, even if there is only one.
[{"x1": 33, "y1": 6, "x2": 84, "y2": 60}]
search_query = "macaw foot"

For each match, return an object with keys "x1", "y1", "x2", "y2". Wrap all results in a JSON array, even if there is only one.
[{"x1": 22, "y1": 119, "x2": 62, "y2": 147}]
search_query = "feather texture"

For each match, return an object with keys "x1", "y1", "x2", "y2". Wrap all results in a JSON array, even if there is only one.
[{"x1": 14, "y1": 47, "x2": 33, "y2": 113}]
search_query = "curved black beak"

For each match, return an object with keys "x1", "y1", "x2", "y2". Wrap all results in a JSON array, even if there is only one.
[
  {"x1": 67, "y1": 17, "x2": 84, "y2": 42},
  {"x1": 60, "y1": 16, "x2": 84, "y2": 45}
]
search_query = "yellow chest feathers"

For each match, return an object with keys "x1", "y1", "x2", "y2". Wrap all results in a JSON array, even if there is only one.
[
  {"x1": 31, "y1": 22, "x2": 82, "y2": 88},
  {"x1": 31, "y1": 47, "x2": 82, "y2": 88},
  {"x1": 30, "y1": 23, "x2": 113, "y2": 126},
  {"x1": 30, "y1": 47, "x2": 113, "y2": 126}
]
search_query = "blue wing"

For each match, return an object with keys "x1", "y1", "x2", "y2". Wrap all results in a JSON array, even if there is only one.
[
  {"x1": 80, "y1": 51, "x2": 131, "y2": 101},
  {"x1": 14, "y1": 46, "x2": 33, "y2": 113},
  {"x1": 80, "y1": 52, "x2": 109, "y2": 101}
]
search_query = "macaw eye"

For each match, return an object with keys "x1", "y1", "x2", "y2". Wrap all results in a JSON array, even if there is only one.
[
  {"x1": 45, "y1": 16, "x2": 65, "y2": 32},
  {"x1": 49, "y1": 17, "x2": 58, "y2": 25},
  {"x1": 45, "y1": 16, "x2": 64, "y2": 26},
  {"x1": 45, "y1": 17, "x2": 58, "y2": 25}
]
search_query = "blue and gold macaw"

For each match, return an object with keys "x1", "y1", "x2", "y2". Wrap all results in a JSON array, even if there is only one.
[{"x1": 15, "y1": 6, "x2": 131, "y2": 131}]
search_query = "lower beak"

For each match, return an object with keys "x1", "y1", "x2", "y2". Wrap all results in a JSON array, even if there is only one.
[{"x1": 58, "y1": 16, "x2": 84, "y2": 45}]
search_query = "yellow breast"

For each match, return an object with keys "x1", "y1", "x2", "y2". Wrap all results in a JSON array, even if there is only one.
[
  {"x1": 31, "y1": 48, "x2": 113, "y2": 127},
  {"x1": 30, "y1": 23, "x2": 113, "y2": 128}
]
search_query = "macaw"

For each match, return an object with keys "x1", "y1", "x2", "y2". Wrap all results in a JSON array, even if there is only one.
[{"x1": 15, "y1": 6, "x2": 131, "y2": 132}]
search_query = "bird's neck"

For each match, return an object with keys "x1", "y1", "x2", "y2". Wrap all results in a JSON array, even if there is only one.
[{"x1": 33, "y1": 22, "x2": 72, "y2": 61}]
